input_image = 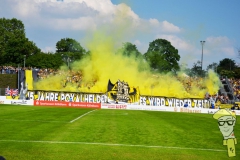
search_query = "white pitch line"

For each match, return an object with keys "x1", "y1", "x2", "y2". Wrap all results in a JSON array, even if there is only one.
[
  {"x1": 70, "y1": 109, "x2": 96, "y2": 123},
  {"x1": 0, "y1": 140, "x2": 225, "y2": 152},
  {"x1": 90, "y1": 113, "x2": 129, "y2": 116}
]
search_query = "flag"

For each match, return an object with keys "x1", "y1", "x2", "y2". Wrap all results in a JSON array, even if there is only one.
[
  {"x1": 5, "y1": 86, "x2": 10, "y2": 96},
  {"x1": 5, "y1": 87, "x2": 18, "y2": 96}
]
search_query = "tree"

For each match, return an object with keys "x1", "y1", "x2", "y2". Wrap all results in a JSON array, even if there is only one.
[
  {"x1": 116, "y1": 42, "x2": 148, "y2": 71},
  {"x1": 26, "y1": 52, "x2": 63, "y2": 69},
  {"x1": 232, "y1": 67, "x2": 240, "y2": 78},
  {"x1": 216, "y1": 58, "x2": 238, "y2": 78},
  {"x1": 0, "y1": 18, "x2": 40, "y2": 66},
  {"x1": 218, "y1": 58, "x2": 236, "y2": 72},
  {"x1": 56, "y1": 38, "x2": 87, "y2": 61},
  {"x1": 117, "y1": 42, "x2": 142, "y2": 58},
  {"x1": 144, "y1": 39, "x2": 180, "y2": 73},
  {"x1": 207, "y1": 62, "x2": 218, "y2": 73},
  {"x1": 190, "y1": 61, "x2": 205, "y2": 77}
]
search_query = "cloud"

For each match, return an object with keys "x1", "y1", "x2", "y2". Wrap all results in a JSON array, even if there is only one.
[
  {"x1": 40, "y1": 1, "x2": 98, "y2": 19},
  {"x1": 149, "y1": 19, "x2": 181, "y2": 33},
  {"x1": 133, "y1": 40, "x2": 149, "y2": 54},
  {"x1": 2, "y1": 0, "x2": 181, "y2": 34},
  {"x1": 152, "y1": 34, "x2": 237, "y2": 69},
  {"x1": 206, "y1": 36, "x2": 235, "y2": 56},
  {"x1": 11, "y1": 0, "x2": 40, "y2": 18},
  {"x1": 47, "y1": 17, "x2": 97, "y2": 30},
  {"x1": 157, "y1": 34, "x2": 193, "y2": 51},
  {"x1": 154, "y1": 34, "x2": 198, "y2": 68},
  {"x1": 161, "y1": 21, "x2": 181, "y2": 33},
  {"x1": 2, "y1": 0, "x2": 116, "y2": 31}
]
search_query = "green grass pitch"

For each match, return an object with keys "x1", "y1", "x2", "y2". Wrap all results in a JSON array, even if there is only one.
[{"x1": 0, "y1": 104, "x2": 239, "y2": 160}]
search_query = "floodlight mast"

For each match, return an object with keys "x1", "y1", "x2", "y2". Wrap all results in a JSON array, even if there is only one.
[{"x1": 200, "y1": 41, "x2": 205, "y2": 71}]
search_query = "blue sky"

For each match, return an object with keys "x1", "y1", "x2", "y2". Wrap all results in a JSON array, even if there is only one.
[{"x1": 0, "y1": 0, "x2": 239, "y2": 69}]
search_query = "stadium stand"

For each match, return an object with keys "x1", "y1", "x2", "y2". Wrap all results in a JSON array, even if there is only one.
[{"x1": 1, "y1": 65, "x2": 240, "y2": 107}]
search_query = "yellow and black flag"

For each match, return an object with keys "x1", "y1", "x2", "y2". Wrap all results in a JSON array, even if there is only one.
[{"x1": 107, "y1": 79, "x2": 140, "y2": 103}]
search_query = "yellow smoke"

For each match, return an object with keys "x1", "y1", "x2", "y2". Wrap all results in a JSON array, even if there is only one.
[
  {"x1": 34, "y1": 4, "x2": 222, "y2": 98},
  {"x1": 204, "y1": 69, "x2": 223, "y2": 95}
]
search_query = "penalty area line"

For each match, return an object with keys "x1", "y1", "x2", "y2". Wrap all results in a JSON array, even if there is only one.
[
  {"x1": 0, "y1": 140, "x2": 226, "y2": 152},
  {"x1": 69, "y1": 109, "x2": 97, "y2": 123}
]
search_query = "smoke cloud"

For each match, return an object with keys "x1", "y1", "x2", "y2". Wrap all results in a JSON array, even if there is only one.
[{"x1": 34, "y1": 5, "x2": 222, "y2": 98}]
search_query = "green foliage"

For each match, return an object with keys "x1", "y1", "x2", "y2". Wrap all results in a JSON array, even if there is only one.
[
  {"x1": 213, "y1": 58, "x2": 238, "y2": 78},
  {"x1": 144, "y1": 39, "x2": 180, "y2": 73},
  {"x1": 56, "y1": 38, "x2": 87, "y2": 61},
  {"x1": 26, "y1": 52, "x2": 64, "y2": 69},
  {"x1": 218, "y1": 58, "x2": 236, "y2": 72},
  {"x1": 0, "y1": 18, "x2": 41, "y2": 66},
  {"x1": 206, "y1": 62, "x2": 218, "y2": 73},
  {"x1": 233, "y1": 68, "x2": 240, "y2": 78},
  {"x1": 190, "y1": 61, "x2": 205, "y2": 77},
  {"x1": 117, "y1": 42, "x2": 142, "y2": 58},
  {"x1": 206, "y1": 59, "x2": 240, "y2": 78},
  {"x1": 116, "y1": 42, "x2": 149, "y2": 71},
  {"x1": 220, "y1": 69, "x2": 235, "y2": 78}
]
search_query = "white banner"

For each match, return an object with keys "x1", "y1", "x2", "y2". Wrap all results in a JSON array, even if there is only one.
[
  {"x1": 3, "y1": 99, "x2": 34, "y2": 105},
  {"x1": 101, "y1": 104, "x2": 240, "y2": 116},
  {"x1": 0, "y1": 96, "x2": 6, "y2": 100}
]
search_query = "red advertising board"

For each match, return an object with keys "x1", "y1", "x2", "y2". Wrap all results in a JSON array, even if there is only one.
[{"x1": 34, "y1": 100, "x2": 101, "y2": 109}]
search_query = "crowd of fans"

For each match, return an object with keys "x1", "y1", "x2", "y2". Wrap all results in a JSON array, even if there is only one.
[
  {"x1": 36, "y1": 68, "x2": 58, "y2": 80},
  {"x1": 0, "y1": 66, "x2": 58, "y2": 80},
  {"x1": 229, "y1": 78, "x2": 240, "y2": 100},
  {"x1": 205, "y1": 93, "x2": 231, "y2": 106},
  {"x1": 0, "y1": 66, "x2": 19, "y2": 74},
  {"x1": 0, "y1": 66, "x2": 95, "y2": 90},
  {"x1": 176, "y1": 76, "x2": 203, "y2": 93},
  {"x1": 2, "y1": 65, "x2": 240, "y2": 108}
]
